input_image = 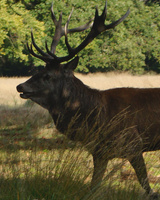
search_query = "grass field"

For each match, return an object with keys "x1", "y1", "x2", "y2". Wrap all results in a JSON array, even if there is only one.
[{"x1": 0, "y1": 73, "x2": 160, "y2": 200}]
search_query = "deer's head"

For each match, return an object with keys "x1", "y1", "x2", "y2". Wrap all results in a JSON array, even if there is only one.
[{"x1": 17, "y1": 1, "x2": 129, "y2": 110}]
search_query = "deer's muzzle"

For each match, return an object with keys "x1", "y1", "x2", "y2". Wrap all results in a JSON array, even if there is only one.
[{"x1": 16, "y1": 84, "x2": 33, "y2": 99}]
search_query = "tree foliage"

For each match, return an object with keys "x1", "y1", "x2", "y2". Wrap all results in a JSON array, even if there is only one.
[
  {"x1": 0, "y1": 0, "x2": 45, "y2": 76},
  {"x1": 0, "y1": 0, "x2": 160, "y2": 75}
]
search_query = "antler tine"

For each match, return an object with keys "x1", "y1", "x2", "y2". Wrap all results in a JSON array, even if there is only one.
[
  {"x1": 27, "y1": 42, "x2": 50, "y2": 63},
  {"x1": 51, "y1": 2, "x2": 57, "y2": 26},
  {"x1": 45, "y1": 40, "x2": 58, "y2": 59},
  {"x1": 67, "y1": 18, "x2": 93, "y2": 34},
  {"x1": 31, "y1": 30, "x2": 49, "y2": 57},
  {"x1": 64, "y1": 8, "x2": 74, "y2": 55},
  {"x1": 101, "y1": 0, "x2": 107, "y2": 21},
  {"x1": 94, "y1": 6, "x2": 99, "y2": 22},
  {"x1": 50, "y1": 12, "x2": 63, "y2": 54},
  {"x1": 104, "y1": 9, "x2": 130, "y2": 30},
  {"x1": 66, "y1": 7, "x2": 74, "y2": 30}
]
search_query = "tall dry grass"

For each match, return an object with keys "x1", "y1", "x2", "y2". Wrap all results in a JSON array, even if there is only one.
[{"x1": 77, "y1": 72, "x2": 160, "y2": 89}]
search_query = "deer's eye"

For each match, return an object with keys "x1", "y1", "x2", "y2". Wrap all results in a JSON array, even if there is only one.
[{"x1": 43, "y1": 74, "x2": 51, "y2": 81}]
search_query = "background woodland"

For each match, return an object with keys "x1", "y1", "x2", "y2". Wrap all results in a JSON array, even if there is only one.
[{"x1": 0, "y1": 0, "x2": 160, "y2": 76}]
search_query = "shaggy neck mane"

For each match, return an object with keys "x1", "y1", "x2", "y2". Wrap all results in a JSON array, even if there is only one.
[
  {"x1": 66, "y1": 75, "x2": 103, "y2": 111},
  {"x1": 50, "y1": 75, "x2": 104, "y2": 134}
]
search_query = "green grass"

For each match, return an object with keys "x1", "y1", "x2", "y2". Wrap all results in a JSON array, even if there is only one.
[{"x1": 0, "y1": 101, "x2": 160, "y2": 200}]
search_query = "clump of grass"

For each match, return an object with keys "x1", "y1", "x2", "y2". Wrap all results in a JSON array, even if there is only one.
[{"x1": 0, "y1": 146, "x2": 92, "y2": 200}]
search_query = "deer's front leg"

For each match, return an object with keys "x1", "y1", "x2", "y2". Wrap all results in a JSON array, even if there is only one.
[{"x1": 91, "y1": 153, "x2": 108, "y2": 191}]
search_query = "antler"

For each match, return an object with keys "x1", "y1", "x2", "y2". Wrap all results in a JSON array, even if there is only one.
[
  {"x1": 50, "y1": 3, "x2": 93, "y2": 54},
  {"x1": 62, "y1": 1, "x2": 130, "y2": 63},
  {"x1": 27, "y1": 1, "x2": 130, "y2": 64}
]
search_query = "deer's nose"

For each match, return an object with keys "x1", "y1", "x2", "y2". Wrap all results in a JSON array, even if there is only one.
[{"x1": 16, "y1": 84, "x2": 24, "y2": 92}]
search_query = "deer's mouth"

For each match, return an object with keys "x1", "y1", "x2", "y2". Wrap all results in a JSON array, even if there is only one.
[
  {"x1": 20, "y1": 92, "x2": 33, "y2": 99},
  {"x1": 17, "y1": 84, "x2": 34, "y2": 99}
]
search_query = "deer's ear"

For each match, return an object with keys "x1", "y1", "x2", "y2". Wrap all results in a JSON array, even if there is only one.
[{"x1": 65, "y1": 56, "x2": 79, "y2": 71}]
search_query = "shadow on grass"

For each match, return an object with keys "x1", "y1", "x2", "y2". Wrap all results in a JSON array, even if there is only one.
[
  {"x1": 0, "y1": 175, "x2": 146, "y2": 200},
  {"x1": 0, "y1": 102, "x2": 51, "y2": 130},
  {"x1": 0, "y1": 175, "x2": 90, "y2": 200},
  {"x1": 0, "y1": 126, "x2": 76, "y2": 152},
  {"x1": 0, "y1": 102, "x2": 75, "y2": 152}
]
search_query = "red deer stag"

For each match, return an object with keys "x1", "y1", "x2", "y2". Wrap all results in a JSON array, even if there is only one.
[{"x1": 17, "y1": 1, "x2": 160, "y2": 199}]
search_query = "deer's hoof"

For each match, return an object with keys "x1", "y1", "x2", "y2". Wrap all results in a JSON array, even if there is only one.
[{"x1": 149, "y1": 192, "x2": 160, "y2": 200}]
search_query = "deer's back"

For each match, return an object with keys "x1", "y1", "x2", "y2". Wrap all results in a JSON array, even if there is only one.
[{"x1": 101, "y1": 87, "x2": 160, "y2": 151}]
